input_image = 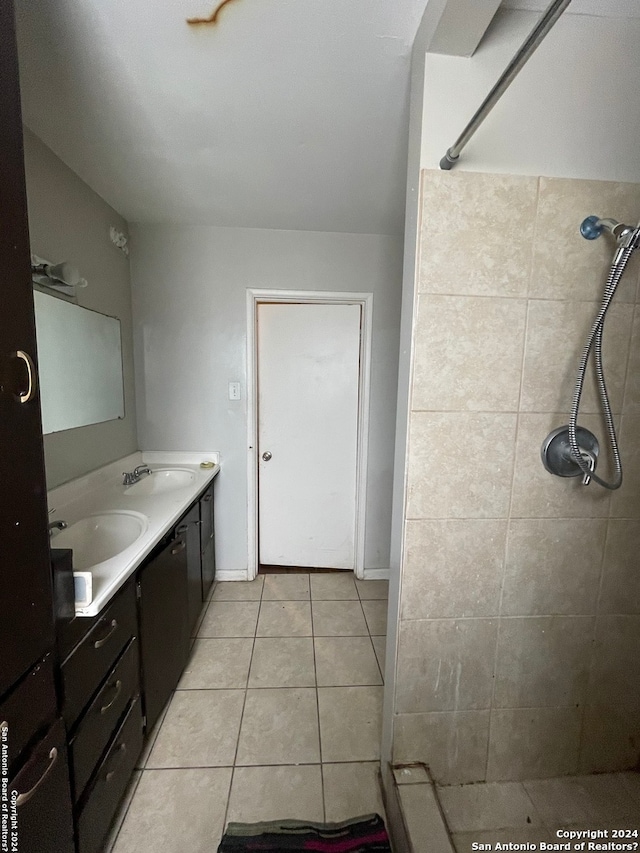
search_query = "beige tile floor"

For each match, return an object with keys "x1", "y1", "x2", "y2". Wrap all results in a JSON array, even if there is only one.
[
  {"x1": 107, "y1": 573, "x2": 388, "y2": 853},
  {"x1": 439, "y1": 774, "x2": 640, "y2": 853}
]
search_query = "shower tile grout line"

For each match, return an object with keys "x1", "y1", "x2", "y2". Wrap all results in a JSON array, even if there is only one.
[{"x1": 576, "y1": 516, "x2": 615, "y2": 772}]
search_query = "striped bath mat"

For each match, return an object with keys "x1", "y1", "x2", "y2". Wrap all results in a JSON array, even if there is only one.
[{"x1": 217, "y1": 813, "x2": 391, "y2": 851}]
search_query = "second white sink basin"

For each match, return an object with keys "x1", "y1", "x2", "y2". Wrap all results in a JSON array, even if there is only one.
[
  {"x1": 52, "y1": 511, "x2": 148, "y2": 570},
  {"x1": 124, "y1": 468, "x2": 196, "y2": 496}
]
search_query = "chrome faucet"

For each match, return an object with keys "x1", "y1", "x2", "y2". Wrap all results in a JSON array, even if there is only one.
[
  {"x1": 48, "y1": 520, "x2": 68, "y2": 534},
  {"x1": 122, "y1": 465, "x2": 152, "y2": 485}
]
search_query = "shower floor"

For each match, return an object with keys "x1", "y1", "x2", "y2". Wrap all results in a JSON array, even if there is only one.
[{"x1": 438, "y1": 773, "x2": 640, "y2": 853}]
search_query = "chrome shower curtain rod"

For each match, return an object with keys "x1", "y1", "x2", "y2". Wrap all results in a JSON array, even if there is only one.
[{"x1": 439, "y1": 0, "x2": 572, "y2": 170}]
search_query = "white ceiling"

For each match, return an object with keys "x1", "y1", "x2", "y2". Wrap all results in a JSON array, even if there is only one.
[{"x1": 14, "y1": 0, "x2": 430, "y2": 235}]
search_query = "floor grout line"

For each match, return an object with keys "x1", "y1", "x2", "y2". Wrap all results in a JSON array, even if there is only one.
[
  {"x1": 221, "y1": 573, "x2": 266, "y2": 830},
  {"x1": 139, "y1": 758, "x2": 390, "y2": 770},
  {"x1": 308, "y1": 576, "x2": 327, "y2": 820}
]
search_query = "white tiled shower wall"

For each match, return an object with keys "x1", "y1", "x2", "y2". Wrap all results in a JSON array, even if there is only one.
[{"x1": 392, "y1": 170, "x2": 640, "y2": 784}]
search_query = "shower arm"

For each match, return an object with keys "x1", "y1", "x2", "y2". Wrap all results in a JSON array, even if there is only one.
[{"x1": 439, "y1": 0, "x2": 572, "y2": 171}]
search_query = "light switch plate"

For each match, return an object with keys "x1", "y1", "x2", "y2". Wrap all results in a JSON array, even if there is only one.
[{"x1": 228, "y1": 381, "x2": 241, "y2": 401}]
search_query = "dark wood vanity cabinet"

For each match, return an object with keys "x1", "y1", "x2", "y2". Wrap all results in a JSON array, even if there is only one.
[
  {"x1": 58, "y1": 579, "x2": 142, "y2": 853},
  {"x1": 138, "y1": 531, "x2": 190, "y2": 731},
  {"x1": 50, "y1": 484, "x2": 215, "y2": 850}
]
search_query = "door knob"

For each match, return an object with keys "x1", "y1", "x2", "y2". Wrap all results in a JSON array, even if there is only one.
[{"x1": 262, "y1": 451, "x2": 272, "y2": 461}]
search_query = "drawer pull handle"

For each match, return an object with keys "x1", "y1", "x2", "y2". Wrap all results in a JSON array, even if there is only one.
[
  {"x1": 171, "y1": 540, "x2": 186, "y2": 555},
  {"x1": 94, "y1": 619, "x2": 118, "y2": 649},
  {"x1": 100, "y1": 679, "x2": 123, "y2": 715},
  {"x1": 176, "y1": 521, "x2": 203, "y2": 534},
  {"x1": 203, "y1": 493, "x2": 212, "y2": 501},
  {"x1": 105, "y1": 743, "x2": 127, "y2": 782},
  {"x1": 14, "y1": 747, "x2": 58, "y2": 807}
]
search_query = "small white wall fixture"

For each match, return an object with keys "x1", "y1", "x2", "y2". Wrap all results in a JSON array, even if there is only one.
[{"x1": 246, "y1": 288, "x2": 373, "y2": 581}]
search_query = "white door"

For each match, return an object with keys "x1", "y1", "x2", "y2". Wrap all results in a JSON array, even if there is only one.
[{"x1": 257, "y1": 302, "x2": 361, "y2": 569}]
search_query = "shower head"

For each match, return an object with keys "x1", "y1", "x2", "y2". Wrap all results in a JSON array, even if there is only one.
[{"x1": 580, "y1": 215, "x2": 638, "y2": 245}]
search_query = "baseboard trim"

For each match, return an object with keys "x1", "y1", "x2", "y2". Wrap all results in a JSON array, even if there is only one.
[
  {"x1": 363, "y1": 568, "x2": 390, "y2": 580},
  {"x1": 216, "y1": 568, "x2": 389, "y2": 582},
  {"x1": 215, "y1": 570, "x2": 250, "y2": 582}
]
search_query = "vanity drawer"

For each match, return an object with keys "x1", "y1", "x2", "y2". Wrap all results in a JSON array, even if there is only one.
[
  {"x1": 69, "y1": 638, "x2": 140, "y2": 801},
  {"x1": 77, "y1": 696, "x2": 143, "y2": 853},
  {"x1": 61, "y1": 583, "x2": 137, "y2": 730},
  {"x1": 0, "y1": 654, "x2": 57, "y2": 775}
]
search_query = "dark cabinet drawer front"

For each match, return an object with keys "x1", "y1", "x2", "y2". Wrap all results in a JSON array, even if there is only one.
[
  {"x1": 199, "y1": 486, "x2": 214, "y2": 551},
  {"x1": 70, "y1": 638, "x2": 140, "y2": 801},
  {"x1": 9, "y1": 718, "x2": 75, "y2": 853},
  {"x1": 0, "y1": 655, "x2": 57, "y2": 776},
  {"x1": 62, "y1": 583, "x2": 137, "y2": 729},
  {"x1": 77, "y1": 697, "x2": 143, "y2": 853}
]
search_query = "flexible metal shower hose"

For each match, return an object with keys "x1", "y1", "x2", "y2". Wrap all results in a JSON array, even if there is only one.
[{"x1": 567, "y1": 242, "x2": 637, "y2": 490}]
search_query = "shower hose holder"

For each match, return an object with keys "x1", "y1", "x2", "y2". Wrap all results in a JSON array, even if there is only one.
[{"x1": 541, "y1": 426, "x2": 599, "y2": 486}]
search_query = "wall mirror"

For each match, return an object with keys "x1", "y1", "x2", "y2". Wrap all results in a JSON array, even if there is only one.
[{"x1": 33, "y1": 290, "x2": 125, "y2": 434}]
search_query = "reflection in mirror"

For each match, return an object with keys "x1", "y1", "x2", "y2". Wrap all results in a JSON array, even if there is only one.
[{"x1": 33, "y1": 291, "x2": 125, "y2": 434}]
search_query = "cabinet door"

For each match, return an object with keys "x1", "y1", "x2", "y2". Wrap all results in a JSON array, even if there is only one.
[
  {"x1": 200, "y1": 487, "x2": 215, "y2": 599},
  {"x1": 138, "y1": 534, "x2": 190, "y2": 730},
  {"x1": 0, "y1": 0, "x2": 55, "y2": 697},
  {"x1": 9, "y1": 718, "x2": 75, "y2": 853},
  {"x1": 177, "y1": 504, "x2": 203, "y2": 636},
  {"x1": 201, "y1": 537, "x2": 216, "y2": 602}
]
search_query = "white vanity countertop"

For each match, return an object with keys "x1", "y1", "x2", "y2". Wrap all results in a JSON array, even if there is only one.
[{"x1": 47, "y1": 451, "x2": 220, "y2": 618}]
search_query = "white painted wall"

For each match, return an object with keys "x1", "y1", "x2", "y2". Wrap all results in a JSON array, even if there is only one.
[
  {"x1": 129, "y1": 226, "x2": 403, "y2": 576},
  {"x1": 422, "y1": 9, "x2": 640, "y2": 181}
]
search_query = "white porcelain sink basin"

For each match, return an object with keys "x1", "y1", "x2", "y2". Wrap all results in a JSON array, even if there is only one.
[
  {"x1": 124, "y1": 468, "x2": 196, "y2": 496},
  {"x1": 52, "y1": 511, "x2": 148, "y2": 569}
]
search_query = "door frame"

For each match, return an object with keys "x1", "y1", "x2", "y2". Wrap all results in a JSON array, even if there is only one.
[{"x1": 246, "y1": 289, "x2": 373, "y2": 580}]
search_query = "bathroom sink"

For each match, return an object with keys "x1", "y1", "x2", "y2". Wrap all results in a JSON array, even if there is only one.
[
  {"x1": 124, "y1": 468, "x2": 196, "y2": 496},
  {"x1": 51, "y1": 511, "x2": 148, "y2": 570}
]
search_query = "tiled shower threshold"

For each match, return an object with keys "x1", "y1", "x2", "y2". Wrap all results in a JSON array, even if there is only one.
[{"x1": 395, "y1": 770, "x2": 640, "y2": 853}]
